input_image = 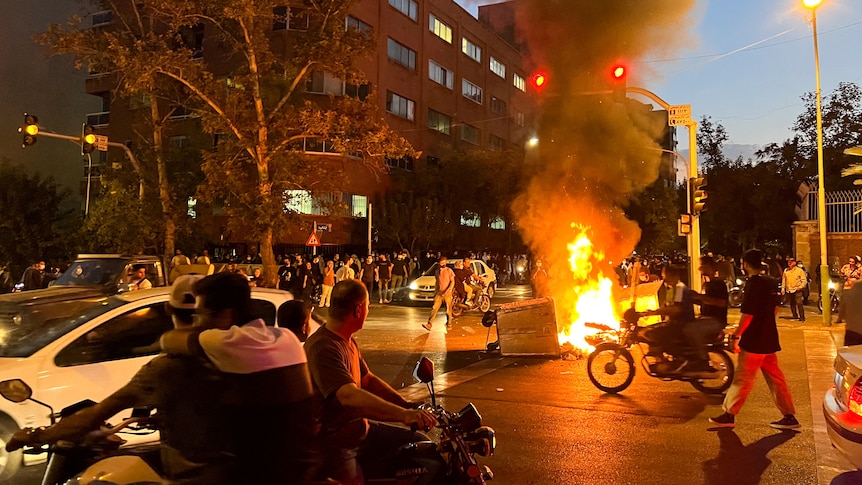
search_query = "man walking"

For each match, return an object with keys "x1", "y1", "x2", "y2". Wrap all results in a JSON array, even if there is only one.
[
  {"x1": 781, "y1": 257, "x2": 807, "y2": 322},
  {"x1": 709, "y1": 249, "x2": 800, "y2": 429},
  {"x1": 423, "y1": 256, "x2": 455, "y2": 332}
]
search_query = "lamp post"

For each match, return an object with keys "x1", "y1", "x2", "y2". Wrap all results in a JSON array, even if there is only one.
[{"x1": 803, "y1": 0, "x2": 831, "y2": 325}]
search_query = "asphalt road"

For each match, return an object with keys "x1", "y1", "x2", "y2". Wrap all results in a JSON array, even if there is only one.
[{"x1": 12, "y1": 284, "x2": 862, "y2": 484}]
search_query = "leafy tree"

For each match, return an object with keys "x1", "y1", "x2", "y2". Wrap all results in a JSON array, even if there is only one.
[
  {"x1": 625, "y1": 179, "x2": 683, "y2": 255},
  {"x1": 0, "y1": 159, "x2": 82, "y2": 278},
  {"x1": 373, "y1": 193, "x2": 451, "y2": 256}
]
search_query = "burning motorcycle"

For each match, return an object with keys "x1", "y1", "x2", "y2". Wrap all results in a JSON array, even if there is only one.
[
  {"x1": 584, "y1": 309, "x2": 735, "y2": 395},
  {"x1": 453, "y1": 281, "x2": 492, "y2": 317},
  {"x1": 0, "y1": 379, "x2": 160, "y2": 485}
]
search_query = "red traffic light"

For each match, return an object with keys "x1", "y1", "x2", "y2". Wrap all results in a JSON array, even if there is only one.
[
  {"x1": 531, "y1": 72, "x2": 547, "y2": 90},
  {"x1": 611, "y1": 64, "x2": 626, "y2": 80}
]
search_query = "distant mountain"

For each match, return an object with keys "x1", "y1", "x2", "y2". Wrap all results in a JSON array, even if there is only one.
[{"x1": 678, "y1": 144, "x2": 761, "y2": 165}]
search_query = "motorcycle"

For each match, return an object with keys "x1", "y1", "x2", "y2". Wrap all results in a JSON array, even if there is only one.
[
  {"x1": 818, "y1": 278, "x2": 841, "y2": 314},
  {"x1": 452, "y1": 281, "x2": 492, "y2": 317},
  {"x1": 584, "y1": 309, "x2": 735, "y2": 395},
  {"x1": 0, "y1": 378, "x2": 161, "y2": 485},
  {"x1": 362, "y1": 356, "x2": 495, "y2": 485},
  {"x1": 726, "y1": 277, "x2": 745, "y2": 309}
]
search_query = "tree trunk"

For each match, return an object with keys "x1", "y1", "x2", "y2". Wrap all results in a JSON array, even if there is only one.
[
  {"x1": 150, "y1": 101, "x2": 176, "y2": 268},
  {"x1": 260, "y1": 227, "x2": 277, "y2": 287}
]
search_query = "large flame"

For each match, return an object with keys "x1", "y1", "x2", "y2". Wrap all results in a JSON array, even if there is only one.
[{"x1": 557, "y1": 225, "x2": 622, "y2": 350}]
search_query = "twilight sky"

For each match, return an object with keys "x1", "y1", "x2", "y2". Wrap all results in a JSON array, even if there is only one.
[{"x1": 458, "y1": 0, "x2": 862, "y2": 149}]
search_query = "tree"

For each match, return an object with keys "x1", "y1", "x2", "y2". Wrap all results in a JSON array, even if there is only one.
[
  {"x1": 0, "y1": 159, "x2": 82, "y2": 278},
  {"x1": 624, "y1": 179, "x2": 683, "y2": 255},
  {"x1": 373, "y1": 193, "x2": 451, "y2": 256}
]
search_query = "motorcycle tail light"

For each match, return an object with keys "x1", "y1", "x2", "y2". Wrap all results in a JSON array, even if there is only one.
[
  {"x1": 848, "y1": 377, "x2": 862, "y2": 416},
  {"x1": 453, "y1": 403, "x2": 482, "y2": 432}
]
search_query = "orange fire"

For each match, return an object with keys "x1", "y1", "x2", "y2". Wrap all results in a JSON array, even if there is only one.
[{"x1": 557, "y1": 225, "x2": 624, "y2": 350}]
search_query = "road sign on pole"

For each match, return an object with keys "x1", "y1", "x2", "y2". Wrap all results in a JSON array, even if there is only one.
[
  {"x1": 668, "y1": 104, "x2": 692, "y2": 126},
  {"x1": 305, "y1": 232, "x2": 321, "y2": 247},
  {"x1": 95, "y1": 134, "x2": 109, "y2": 151}
]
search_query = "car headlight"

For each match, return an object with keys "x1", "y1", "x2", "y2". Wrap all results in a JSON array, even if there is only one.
[
  {"x1": 465, "y1": 426, "x2": 496, "y2": 456},
  {"x1": 409, "y1": 282, "x2": 418, "y2": 290},
  {"x1": 735, "y1": 279, "x2": 742, "y2": 286}
]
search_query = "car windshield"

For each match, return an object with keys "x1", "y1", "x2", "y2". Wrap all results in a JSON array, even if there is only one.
[
  {"x1": 54, "y1": 259, "x2": 128, "y2": 287},
  {"x1": 0, "y1": 297, "x2": 126, "y2": 358}
]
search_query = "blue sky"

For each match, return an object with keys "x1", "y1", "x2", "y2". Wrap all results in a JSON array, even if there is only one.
[{"x1": 457, "y1": 0, "x2": 862, "y2": 148}]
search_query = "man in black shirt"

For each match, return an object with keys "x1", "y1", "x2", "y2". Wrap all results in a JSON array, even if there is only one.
[{"x1": 709, "y1": 249, "x2": 799, "y2": 430}]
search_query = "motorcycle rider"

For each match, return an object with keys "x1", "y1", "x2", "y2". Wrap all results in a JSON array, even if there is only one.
[
  {"x1": 160, "y1": 272, "x2": 317, "y2": 484},
  {"x1": 462, "y1": 255, "x2": 483, "y2": 304},
  {"x1": 452, "y1": 259, "x2": 471, "y2": 303},
  {"x1": 685, "y1": 256, "x2": 728, "y2": 374},
  {"x1": 305, "y1": 279, "x2": 437, "y2": 484},
  {"x1": 5, "y1": 275, "x2": 237, "y2": 484}
]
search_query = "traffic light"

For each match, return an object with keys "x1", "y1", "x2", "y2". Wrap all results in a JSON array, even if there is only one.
[
  {"x1": 690, "y1": 176, "x2": 708, "y2": 215},
  {"x1": 610, "y1": 63, "x2": 627, "y2": 103},
  {"x1": 81, "y1": 125, "x2": 97, "y2": 155},
  {"x1": 19, "y1": 114, "x2": 39, "y2": 147},
  {"x1": 530, "y1": 71, "x2": 547, "y2": 92}
]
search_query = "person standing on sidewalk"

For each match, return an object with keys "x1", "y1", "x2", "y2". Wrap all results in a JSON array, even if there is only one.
[
  {"x1": 709, "y1": 249, "x2": 800, "y2": 430},
  {"x1": 423, "y1": 256, "x2": 455, "y2": 332},
  {"x1": 781, "y1": 257, "x2": 807, "y2": 322}
]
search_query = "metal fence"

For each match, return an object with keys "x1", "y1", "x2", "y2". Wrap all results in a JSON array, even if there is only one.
[{"x1": 801, "y1": 188, "x2": 862, "y2": 233}]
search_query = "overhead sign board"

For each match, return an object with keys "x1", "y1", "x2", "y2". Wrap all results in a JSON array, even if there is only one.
[
  {"x1": 668, "y1": 104, "x2": 692, "y2": 127},
  {"x1": 95, "y1": 134, "x2": 109, "y2": 151}
]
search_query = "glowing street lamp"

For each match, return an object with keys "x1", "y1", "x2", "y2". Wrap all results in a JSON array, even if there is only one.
[{"x1": 803, "y1": 0, "x2": 830, "y2": 325}]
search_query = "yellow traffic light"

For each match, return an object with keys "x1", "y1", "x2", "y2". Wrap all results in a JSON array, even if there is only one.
[
  {"x1": 20, "y1": 114, "x2": 39, "y2": 147},
  {"x1": 81, "y1": 124, "x2": 97, "y2": 154},
  {"x1": 690, "y1": 176, "x2": 708, "y2": 215}
]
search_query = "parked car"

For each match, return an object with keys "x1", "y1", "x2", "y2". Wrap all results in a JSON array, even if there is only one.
[
  {"x1": 392, "y1": 259, "x2": 496, "y2": 305},
  {"x1": 824, "y1": 344, "x2": 862, "y2": 469},
  {"x1": 0, "y1": 286, "x2": 293, "y2": 480}
]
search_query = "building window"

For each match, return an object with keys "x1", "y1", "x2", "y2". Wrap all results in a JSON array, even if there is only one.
[
  {"x1": 306, "y1": 71, "x2": 345, "y2": 95},
  {"x1": 273, "y1": 6, "x2": 310, "y2": 31},
  {"x1": 386, "y1": 156, "x2": 415, "y2": 171},
  {"x1": 460, "y1": 211, "x2": 481, "y2": 227},
  {"x1": 387, "y1": 38, "x2": 416, "y2": 70},
  {"x1": 462, "y1": 79, "x2": 483, "y2": 105},
  {"x1": 426, "y1": 155, "x2": 440, "y2": 168},
  {"x1": 489, "y1": 134, "x2": 505, "y2": 151},
  {"x1": 389, "y1": 0, "x2": 418, "y2": 21},
  {"x1": 513, "y1": 73, "x2": 526, "y2": 92},
  {"x1": 461, "y1": 124, "x2": 480, "y2": 145},
  {"x1": 345, "y1": 16, "x2": 371, "y2": 33},
  {"x1": 490, "y1": 57, "x2": 506, "y2": 78},
  {"x1": 461, "y1": 37, "x2": 481, "y2": 63},
  {"x1": 345, "y1": 83, "x2": 371, "y2": 101},
  {"x1": 91, "y1": 10, "x2": 113, "y2": 27},
  {"x1": 490, "y1": 96, "x2": 507, "y2": 116},
  {"x1": 513, "y1": 109, "x2": 525, "y2": 126},
  {"x1": 352, "y1": 195, "x2": 368, "y2": 217},
  {"x1": 429, "y1": 14, "x2": 453, "y2": 43},
  {"x1": 386, "y1": 91, "x2": 415, "y2": 121},
  {"x1": 428, "y1": 60, "x2": 454, "y2": 89},
  {"x1": 489, "y1": 216, "x2": 506, "y2": 230},
  {"x1": 427, "y1": 109, "x2": 451, "y2": 135}
]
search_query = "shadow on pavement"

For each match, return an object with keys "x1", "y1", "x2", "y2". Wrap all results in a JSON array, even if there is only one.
[
  {"x1": 831, "y1": 471, "x2": 862, "y2": 484},
  {"x1": 702, "y1": 429, "x2": 799, "y2": 485}
]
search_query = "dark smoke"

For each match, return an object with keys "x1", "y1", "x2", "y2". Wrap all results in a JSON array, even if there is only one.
[{"x1": 511, "y1": 0, "x2": 697, "y2": 285}]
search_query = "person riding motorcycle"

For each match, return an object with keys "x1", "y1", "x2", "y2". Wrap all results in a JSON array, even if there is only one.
[
  {"x1": 452, "y1": 260, "x2": 471, "y2": 303},
  {"x1": 305, "y1": 279, "x2": 437, "y2": 484},
  {"x1": 5, "y1": 276, "x2": 237, "y2": 484},
  {"x1": 461, "y1": 256, "x2": 483, "y2": 304}
]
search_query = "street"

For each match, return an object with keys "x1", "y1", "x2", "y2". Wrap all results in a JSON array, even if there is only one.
[{"x1": 12, "y1": 284, "x2": 862, "y2": 484}]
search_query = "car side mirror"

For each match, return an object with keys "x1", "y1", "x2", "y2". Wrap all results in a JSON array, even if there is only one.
[
  {"x1": 412, "y1": 357, "x2": 435, "y2": 383},
  {"x1": 0, "y1": 379, "x2": 32, "y2": 403}
]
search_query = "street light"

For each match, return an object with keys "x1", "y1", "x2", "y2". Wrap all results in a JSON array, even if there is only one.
[{"x1": 803, "y1": 0, "x2": 830, "y2": 325}]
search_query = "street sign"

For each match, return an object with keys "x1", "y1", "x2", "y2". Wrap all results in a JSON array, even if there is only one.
[
  {"x1": 316, "y1": 223, "x2": 331, "y2": 232},
  {"x1": 305, "y1": 232, "x2": 321, "y2": 247},
  {"x1": 668, "y1": 104, "x2": 692, "y2": 127},
  {"x1": 95, "y1": 134, "x2": 109, "y2": 151}
]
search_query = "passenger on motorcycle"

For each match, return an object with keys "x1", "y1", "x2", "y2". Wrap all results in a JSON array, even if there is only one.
[
  {"x1": 305, "y1": 279, "x2": 438, "y2": 484},
  {"x1": 462, "y1": 256, "x2": 483, "y2": 304},
  {"x1": 452, "y1": 260, "x2": 470, "y2": 302},
  {"x1": 5, "y1": 275, "x2": 237, "y2": 484},
  {"x1": 685, "y1": 256, "x2": 729, "y2": 373}
]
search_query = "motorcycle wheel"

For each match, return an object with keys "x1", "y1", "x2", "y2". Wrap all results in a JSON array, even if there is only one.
[
  {"x1": 0, "y1": 415, "x2": 22, "y2": 480},
  {"x1": 728, "y1": 290, "x2": 743, "y2": 309},
  {"x1": 689, "y1": 350, "x2": 734, "y2": 394},
  {"x1": 452, "y1": 297, "x2": 465, "y2": 317},
  {"x1": 586, "y1": 344, "x2": 635, "y2": 394},
  {"x1": 479, "y1": 295, "x2": 491, "y2": 312},
  {"x1": 487, "y1": 283, "x2": 496, "y2": 299}
]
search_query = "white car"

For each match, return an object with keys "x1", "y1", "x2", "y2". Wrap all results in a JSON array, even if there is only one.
[
  {"x1": 0, "y1": 286, "x2": 293, "y2": 480},
  {"x1": 395, "y1": 259, "x2": 497, "y2": 304},
  {"x1": 824, "y1": 344, "x2": 862, "y2": 469}
]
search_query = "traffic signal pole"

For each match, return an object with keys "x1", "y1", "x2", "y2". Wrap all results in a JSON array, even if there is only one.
[
  {"x1": 33, "y1": 130, "x2": 144, "y2": 199},
  {"x1": 626, "y1": 87, "x2": 701, "y2": 292}
]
